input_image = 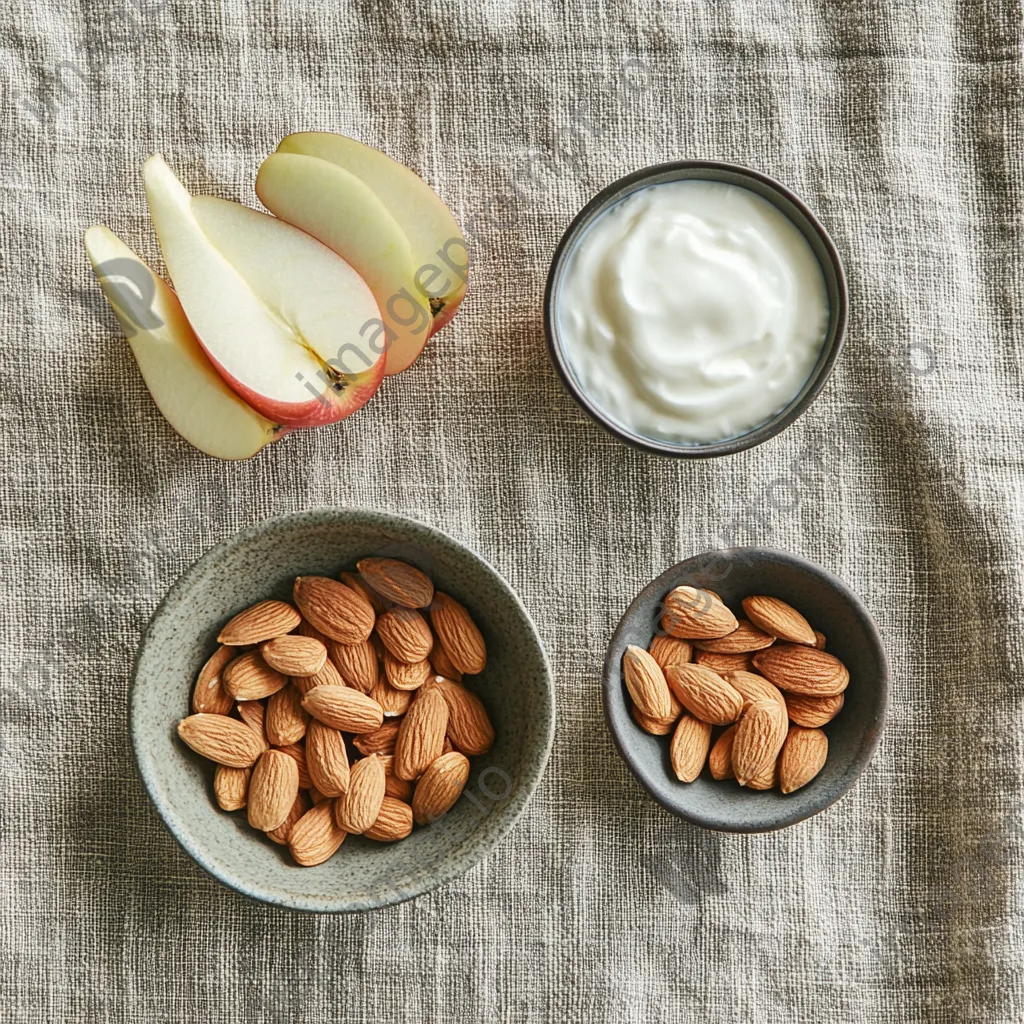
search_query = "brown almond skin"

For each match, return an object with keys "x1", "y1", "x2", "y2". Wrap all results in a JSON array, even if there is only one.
[
  {"x1": 742, "y1": 596, "x2": 817, "y2": 646},
  {"x1": 267, "y1": 791, "x2": 310, "y2": 845},
  {"x1": 335, "y1": 754, "x2": 387, "y2": 834},
  {"x1": 631, "y1": 703, "x2": 679, "y2": 736},
  {"x1": 274, "y1": 742, "x2": 312, "y2": 789},
  {"x1": 747, "y1": 761, "x2": 778, "y2": 790},
  {"x1": 213, "y1": 765, "x2": 250, "y2": 810},
  {"x1": 429, "y1": 639, "x2": 463, "y2": 683},
  {"x1": 412, "y1": 751, "x2": 470, "y2": 825},
  {"x1": 340, "y1": 570, "x2": 389, "y2": 615},
  {"x1": 752, "y1": 645, "x2": 850, "y2": 697},
  {"x1": 218, "y1": 600, "x2": 301, "y2": 645},
  {"x1": 724, "y1": 670, "x2": 787, "y2": 713},
  {"x1": 430, "y1": 676, "x2": 495, "y2": 755},
  {"x1": 177, "y1": 714, "x2": 264, "y2": 768},
  {"x1": 670, "y1": 714, "x2": 712, "y2": 783},
  {"x1": 394, "y1": 687, "x2": 449, "y2": 780},
  {"x1": 661, "y1": 587, "x2": 738, "y2": 640},
  {"x1": 364, "y1": 796, "x2": 414, "y2": 841},
  {"x1": 732, "y1": 700, "x2": 788, "y2": 786},
  {"x1": 357, "y1": 557, "x2": 435, "y2": 609},
  {"x1": 235, "y1": 700, "x2": 269, "y2": 748},
  {"x1": 192, "y1": 646, "x2": 236, "y2": 715},
  {"x1": 222, "y1": 652, "x2": 289, "y2": 701},
  {"x1": 379, "y1": 754, "x2": 414, "y2": 800},
  {"x1": 664, "y1": 664, "x2": 743, "y2": 726},
  {"x1": 695, "y1": 650, "x2": 754, "y2": 674},
  {"x1": 814, "y1": 631, "x2": 827, "y2": 651},
  {"x1": 248, "y1": 749, "x2": 300, "y2": 831},
  {"x1": 369, "y1": 675, "x2": 413, "y2": 717},
  {"x1": 265, "y1": 684, "x2": 310, "y2": 746},
  {"x1": 384, "y1": 651, "x2": 432, "y2": 691},
  {"x1": 328, "y1": 639, "x2": 378, "y2": 693},
  {"x1": 289, "y1": 800, "x2": 347, "y2": 865},
  {"x1": 785, "y1": 692, "x2": 845, "y2": 727},
  {"x1": 708, "y1": 725, "x2": 737, "y2": 780},
  {"x1": 623, "y1": 645, "x2": 674, "y2": 721},
  {"x1": 293, "y1": 576, "x2": 375, "y2": 644},
  {"x1": 259, "y1": 634, "x2": 328, "y2": 677},
  {"x1": 295, "y1": 655, "x2": 345, "y2": 695},
  {"x1": 302, "y1": 684, "x2": 385, "y2": 733},
  {"x1": 648, "y1": 635, "x2": 692, "y2": 671},
  {"x1": 352, "y1": 721, "x2": 401, "y2": 756},
  {"x1": 693, "y1": 619, "x2": 775, "y2": 654},
  {"x1": 376, "y1": 606, "x2": 434, "y2": 664},
  {"x1": 779, "y1": 726, "x2": 828, "y2": 793},
  {"x1": 305, "y1": 720, "x2": 350, "y2": 797},
  {"x1": 430, "y1": 593, "x2": 487, "y2": 675}
]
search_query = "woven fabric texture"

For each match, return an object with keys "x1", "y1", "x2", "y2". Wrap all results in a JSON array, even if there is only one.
[{"x1": 2, "y1": 0, "x2": 1022, "y2": 1020}]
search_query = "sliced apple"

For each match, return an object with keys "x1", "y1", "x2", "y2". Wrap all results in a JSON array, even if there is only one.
[
  {"x1": 143, "y1": 154, "x2": 384, "y2": 427},
  {"x1": 275, "y1": 132, "x2": 469, "y2": 336},
  {"x1": 84, "y1": 225, "x2": 282, "y2": 460}
]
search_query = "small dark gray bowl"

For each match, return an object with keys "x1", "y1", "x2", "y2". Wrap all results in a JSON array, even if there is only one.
[
  {"x1": 131, "y1": 509, "x2": 555, "y2": 911},
  {"x1": 603, "y1": 548, "x2": 887, "y2": 831},
  {"x1": 545, "y1": 161, "x2": 848, "y2": 458}
]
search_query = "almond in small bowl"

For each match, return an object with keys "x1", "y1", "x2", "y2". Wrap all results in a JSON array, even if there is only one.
[{"x1": 603, "y1": 547, "x2": 888, "y2": 832}]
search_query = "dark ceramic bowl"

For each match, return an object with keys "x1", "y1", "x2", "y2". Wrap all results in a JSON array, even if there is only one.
[
  {"x1": 131, "y1": 509, "x2": 555, "y2": 911},
  {"x1": 544, "y1": 161, "x2": 848, "y2": 458},
  {"x1": 603, "y1": 548, "x2": 887, "y2": 831}
]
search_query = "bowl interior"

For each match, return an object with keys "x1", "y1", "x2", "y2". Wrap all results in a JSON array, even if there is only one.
[
  {"x1": 603, "y1": 548, "x2": 887, "y2": 831},
  {"x1": 132, "y1": 509, "x2": 554, "y2": 911},
  {"x1": 545, "y1": 161, "x2": 848, "y2": 458}
]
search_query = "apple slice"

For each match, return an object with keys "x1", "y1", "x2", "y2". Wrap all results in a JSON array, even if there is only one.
[
  {"x1": 84, "y1": 225, "x2": 282, "y2": 460},
  {"x1": 143, "y1": 155, "x2": 384, "y2": 427},
  {"x1": 255, "y1": 152, "x2": 435, "y2": 376},
  {"x1": 275, "y1": 132, "x2": 469, "y2": 336}
]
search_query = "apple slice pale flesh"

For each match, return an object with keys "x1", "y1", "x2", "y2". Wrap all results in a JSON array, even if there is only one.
[
  {"x1": 144, "y1": 155, "x2": 384, "y2": 427},
  {"x1": 255, "y1": 152, "x2": 434, "y2": 376},
  {"x1": 276, "y1": 132, "x2": 469, "y2": 336}
]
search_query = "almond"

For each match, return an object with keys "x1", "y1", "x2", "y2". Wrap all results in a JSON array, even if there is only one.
[
  {"x1": 708, "y1": 725, "x2": 737, "y2": 780},
  {"x1": 234, "y1": 700, "x2": 269, "y2": 748},
  {"x1": 695, "y1": 650, "x2": 754, "y2": 673},
  {"x1": 661, "y1": 587, "x2": 738, "y2": 640},
  {"x1": 814, "y1": 631, "x2": 827, "y2": 651},
  {"x1": 648, "y1": 635, "x2": 692, "y2": 671},
  {"x1": 394, "y1": 686, "x2": 449, "y2": 780},
  {"x1": 192, "y1": 646, "x2": 235, "y2": 715},
  {"x1": 293, "y1": 576, "x2": 375, "y2": 644},
  {"x1": 747, "y1": 761, "x2": 778, "y2": 790},
  {"x1": 724, "y1": 670, "x2": 787, "y2": 713},
  {"x1": 431, "y1": 676, "x2": 495, "y2": 755},
  {"x1": 631, "y1": 703, "x2": 679, "y2": 736},
  {"x1": 267, "y1": 791, "x2": 310, "y2": 845},
  {"x1": 265, "y1": 684, "x2": 309, "y2": 746},
  {"x1": 297, "y1": 618, "x2": 330, "y2": 643},
  {"x1": 177, "y1": 714, "x2": 264, "y2": 768},
  {"x1": 622, "y1": 645, "x2": 674, "y2": 721},
  {"x1": 289, "y1": 799, "x2": 346, "y2": 866},
  {"x1": 384, "y1": 651, "x2": 432, "y2": 691},
  {"x1": 357, "y1": 557, "x2": 434, "y2": 609},
  {"x1": 664, "y1": 664, "x2": 743, "y2": 725},
  {"x1": 430, "y1": 593, "x2": 486, "y2": 674},
  {"x1": 352, "y1": 721, "x2": 401, "y2": 757},
  {"x1": 218, "y1": 600, "x2": 301, "y2": 645},
  {"x1": 302, "y1": 684, "x2": 385, "y2": 733},
  {"x1": 335, "y1": 753, "x2": 387, "y2": 833},
  {"x1": 340, "y1": 570, "x2": 389, "y2": 614},
  {"x1": 693, "y1": 619, "x2": 775, "y2": 654},
  {"x1": 305, "y1": 719, "x2": 350, "y2": 797},
  {"x1": 412, "y1": 751, "x2": 470, "y2": 824},
  {"x1": 364, "y1": 796, "x2": 414, "y2": 842},
  {"x1": 369, "y1": 674, "x2": 413, "y2": 717},
  {"x1": 785, "y1": 692, "x2": 845, "y2": 727},
  {"x1": 293, "y1": 653, "x2": 344, "y2": 695},
  {"x1": 222, "y1": 652, "x2": 288, "y2": 701},
  {"x1": 732, "y1": 700, "x2": 788, "y2": 787},
  {"x1": 327, "y1": 639, "x2": 378, "y2": 694},
  {"x1": 670, "y1": 714, "x2": 712, "y2": 782},
  {"x1": 259, "y1": 635, "x2": 327, "y2": 677},
  {"x1": 429, "y1": 638, "x2": 463, "y2": 683},
  {"x1": 274, "y1": 742, "x2": 311, "y2": 789},
  {"x1": 247, "y1": 749, "x2": 300, "y2": 831},
  {"x1": 752, "y1": 644, "x2": 849, "y2": 696},
  {"x1": 779, "y1": 726, "x2": 828, "y2": 793},
  {"x1": 742, "y1": 596, "x2": 817, "y2": 645},
  {"x1": 376, "y1": 606, "x2": 433, "y2": 664},
  {"x1": 213, "y1": 765, "x2": 250, "y2": 810},
  {"x1": 308, "y1": 784, "x2": 327, "y2": 805},
  {"x1": 379, "y1": 753, "x2": 413, "y2": 800}
]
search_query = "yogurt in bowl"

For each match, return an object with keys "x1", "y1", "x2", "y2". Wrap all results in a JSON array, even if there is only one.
[{"x1": 545, "y1": 162, "x2": 847, "y2": 457}]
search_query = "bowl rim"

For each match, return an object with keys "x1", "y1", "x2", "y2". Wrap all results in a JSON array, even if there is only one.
[
  {"x1": 544, "y1": 159, "x2": 849, "y2": 458},
  {"x1": 602, "y1": 546, "x2": 889, "y2": 832},
  {"x1": 130, "y1": 507, "x2": 556, "y2": 912}
]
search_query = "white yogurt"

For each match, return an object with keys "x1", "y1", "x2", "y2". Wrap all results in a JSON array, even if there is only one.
[{"x1": 556, "y1": 179, "x2": 830, "y2": 445}]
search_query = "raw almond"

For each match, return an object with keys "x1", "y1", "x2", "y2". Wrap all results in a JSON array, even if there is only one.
[
  {"x1": 429, "y1": 638, "x2": 463, "y2": 683},
  {"x1": 335, "y1": 753, "x2": 386, "y2": 834},
  {"x1": 664, "y1": 664, "x2": 743, "y2": 725},
  {"x1": 785, "y1": 692, "x2": 845, "y2": 727},
  {"x1": 379, "y1": 753, "x2": 413, "y2": 800},
  {"x1": 218, "y1": 600, "x2": 301, "y2": 645},
  {"x1": 235, "y1": 700, "x2": 269, "y2": 748},
  {"x1": 357, "y1": 557, "x2": 434, "y2": 609},
  {"x1": 708, "y1": 725, "x2": 737, "y2": 780},
  {"x1": 274, "y1": 742, "x2": 311, "y2": 789},
  {"x1": 222, "y1": 652, "x2": 288, "y2": 701},
  {"x1": 752, "y1": 644, "x2": 849, "y2": 696},
  {"x1": 177, "y1": 714, "x2": 264, "y2": 768},
  {"x1": 747, "y1": 761, "x2": 778, "y2": 790},
  {"x1": 297, "y1": 618, "x2": 330, "y2": 643},
  {"x1": 288, "y1": 799, "x2": 346, "y2": 866},
  {"x1": 695, "y1": 650, "x2": 754, "y2": 673},
  {"x1": 302, "y1": 684, "x2": 385, "y2": 733},
  {"x1": 265, "y1": 684, "x2": 309, "y2": 746},
  {"x1": 431, "y1": 676, "x2": 495, "y2": 755},
  {"x1": 305, "y1": 719, "x2": 350, "y2": 797},
  {"x1": 724, "y1": 670, "x2": 787, "y2": 713},
  {"x1": 648, "y1": 635, "x2": 692, "y2": 671},
  {"x1": 352, "y1": 721, "x2": 401, "y2": 756},
  {"x1": 340, "y1": 570, "x2": 389, "y2": 614},
  {"x1": 384, "y1": 651, "x2": 432, "y2": 691},
  {"x1": 661, "y1": 587, "x2": 738, "y2": 640},
  {"x1": 327, "y1": 639, "x2": 378, "y2": 694},
  {"x1": 259, "y1": 634, "x2": 328, "y2": 677},
  {"x1": 293, "y1": 576, "x2": 375, "y2": 644},
  {"x1": 742, "y1": 596, "x2": 817, "y2": 645},
  {"x1": 631, "y1": 703, "x2": 679, "y2": 736},
  {"x1": 293, "y1": 652, "x2": 344, "y2": 695},
  {"x1": 376, "y1": 606, "x2": 434, "y2": 664},
  {"x1": 732, "y1": 700, "x2": 788, "y2": 787},
  {"x1": 364, "y1": 796, "x2": 413, "y2": 842},
  {"x1": 247, "y1": 749, "x2": 300, "y2": 831},
  {"x1": 394, "y1": 686, "x2": 449, "y2": 780},
  {"x1": 814, "y1": 631, "x2": 827, "y2": 651},
  {"x1": 693, "y1": 619, "x2": 775, "y2": 654},
  {"x1": 670, "y1": 714, "x2": 712, "y2": 783},
  {"x1": 412, "y1": 751, "x2": 470, "y2": 824},
  {"x1": 779, "y1": 726, "x2": 828, "y2": 793},
  {"x1": 192, "y1": 646, "x2": 235, "y2": 715},
  {"x1": 370, "y1": 674, "x2": 413, "y2": 717},
  {"x1": 622, "y1": 645, "x2": 674, "y2": 721},
  {"x1": 267, "y1": 791, "x2": 309, "y2": 845},
  {"x1": 213, "y1": 765, "x2": 250, "y2": 810},
  {"x1": 308, "y1": 784, "x2": 327, "y2": 805},
  {"x1": 430, "y1": 593, "x2": 486, "y2": 674}
]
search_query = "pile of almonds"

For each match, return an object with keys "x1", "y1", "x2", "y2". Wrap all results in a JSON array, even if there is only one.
[
  {"x1": 624, "y1": 587, "x2": 849, "y2": 793},
  {"x1": 177, "y1": 558, "x2": 495, "y2": 866}
]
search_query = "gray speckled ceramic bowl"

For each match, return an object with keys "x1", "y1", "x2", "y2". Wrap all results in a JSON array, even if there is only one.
[
  {"x1": 603, "y1": 548, "x2": 888, "y2": 832},
  {"x1": 131, "y1": 509, "x2": 555, "y2": 912}
]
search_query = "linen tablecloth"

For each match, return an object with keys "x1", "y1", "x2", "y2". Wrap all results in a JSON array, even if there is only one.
[{"x1": 2, "y1": 1, "x2": 1022, "y2": 1020}]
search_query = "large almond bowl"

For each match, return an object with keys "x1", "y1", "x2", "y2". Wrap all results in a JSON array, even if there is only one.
[
  {"x1": 603, "y1": 548, "x2": 888, "y2": 832},
  {"x1": 131, "y1": 509, "x2": 554, "y2": 912}
]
